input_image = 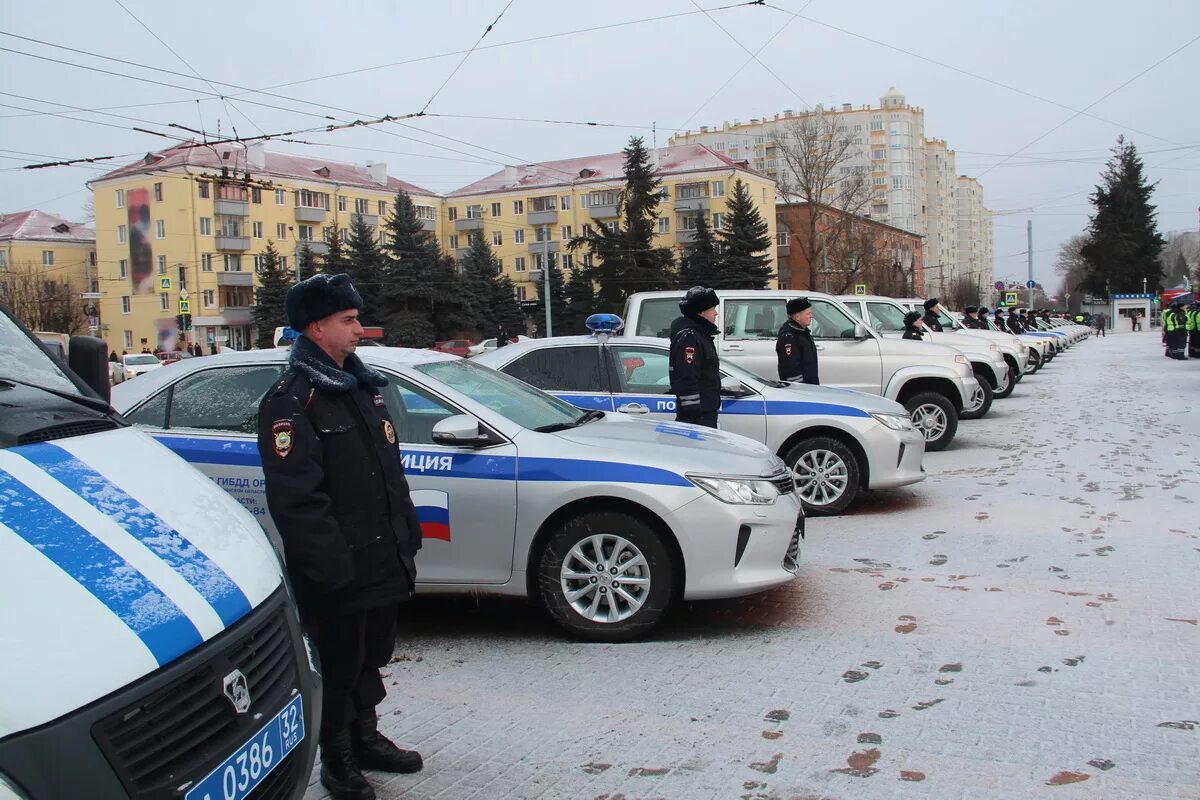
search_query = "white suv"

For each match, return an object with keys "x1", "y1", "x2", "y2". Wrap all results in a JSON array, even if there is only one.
[{"x1": 623, "y1": 290, "x2": 979, "y2": 451}]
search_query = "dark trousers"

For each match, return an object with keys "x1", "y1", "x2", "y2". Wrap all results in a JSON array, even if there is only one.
[
  {"x1": 1189, "y1": 331, "x2": 1200, "y2": 357},
  {"x1": 303, "y1": 605, "x2": 398, "y2": 743},
  {"x1": 677, "y1": 410, "x2": 719, "y2": 429},
  {"x1": 1165, "y1": 330, "x2": 1188, "y2": 359}
]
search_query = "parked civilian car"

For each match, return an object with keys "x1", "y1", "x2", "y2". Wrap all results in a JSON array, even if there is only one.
[
  {"x1": 430, "y1": 339, "x2": 473, "y2": 358},
  {"x1": 467, "y1": 335, "x2": 530, "y2": 357},
  {"x1": 119, "y1": 352, "x2": 163, "y2": 381}
]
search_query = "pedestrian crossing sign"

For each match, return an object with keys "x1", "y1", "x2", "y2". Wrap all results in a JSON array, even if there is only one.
[
  {"x1": 853, "y1": 284, "x2": 867, "y2": 296},
  {"x1": 160, "y1": 276, "x2": 171, "y2": 290},
  {"x1": 178, "y1": 299, "x2": 190, "y2": 314},
  {"x1": 1003, "y1": 291, "x2": 1019, "y2": 306}
]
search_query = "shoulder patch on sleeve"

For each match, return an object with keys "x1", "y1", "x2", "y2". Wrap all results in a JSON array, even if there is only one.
[{"x1": 271, "y1": 419, "x2": 295, "y2": 458}]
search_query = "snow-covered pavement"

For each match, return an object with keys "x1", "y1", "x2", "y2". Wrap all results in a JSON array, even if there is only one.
[{"x1": 307, "y1": 329, "x2": 1200, "y2": 800}]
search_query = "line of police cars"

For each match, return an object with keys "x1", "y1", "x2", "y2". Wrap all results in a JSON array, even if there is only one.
[{"x1": 0, "y1": 291, "x2": 1087, "y2": 798}]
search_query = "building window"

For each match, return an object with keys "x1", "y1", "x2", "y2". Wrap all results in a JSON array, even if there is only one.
[
  {"x1": 492, "y1": 231, "x2": 502, "y2": 246},
  {"x1": 153, "y1": 182, "x2": 163, "y2": 202},
  {"x1": 355, "y1": 198, "x2": 369, "y2": 214},
  {"x1": 203, "y1": 289, "x2": 215, "y2": 307},
  {"x1": 754, "y1": 135, "x2": 765, "y2": 144},
  {"x1": 561, "y1": 225, "x2": 572, "y2": 239},
  {"x1": 712, "y1": 213, "x2": 726, "y2": 229},
  {"x1": 515, "y1": 285, "x2": 527, "y2": 301},
  {"x1": 123, "y1": 330, "x2": 133, "y2": 349},
  {"x1": 562, "y1": 254, "x2": 573, "y2": 269},
  {"x1": 201, "y1": 254, "x2": 213, "y2": 272},
  {"x1": 377, "y1": 200, "x2": 387, "y2": 215},
  {"x1": 276, "y1": 223, "x2": 288, "y2": 240},
  {"x1": 252, "y1": 221, "x2": 263, "y2": 238},
  {"x1": 711, "y1": 181, "x2": 725, "y2": 198},
  {"x1": 199, "y1": 217, "x2": 212, "y2": 236},
  {"x1": 658, "y1": 217, "x2": 670, "y2": 234},
  {"x1": 602, "y1": 221, "x2": 617, "y2": 234},
  {"x1": 447, "y1": 207, "x2": 457, "y2": 221},
  {"x1": 155, "y1": 220, "x2": 165, "y2": 239},
  {"x1": 449, "y1": 235, "x2": 459, "y2": 250},
  {"x1": 251, "y1": 187, "x2": 261, "y2": 204},
  {"x1": 117, "y1": 258, "x2": 128, "y2": 278},
  {"x1": 337, "y1": 196, "x2": 347, "y2": 212},
  {"x1": 115, "y1": 189, "x2": 125, "y2": 208},
  {"x1": 588, "y1": 190, "x2": 619, "y2": 208},
  {"x1": 121, "y1": 296, "x2": 131, "y2": 314},
  {"x1": 514, "y1": 256, "x2": 526, "y2": 272},
  {"x1": 339, "y1": 228, "x2": 350, "y2": 243},
  {"x1": 489, "y1": 202, "x2": 501, "y2": 217},
  {"x1": 275, "y1": 189, "x2": 286, "y2": 205},
  {"x1": 298, "y1": 190, "x2": 329, "y2": 210},
  {"x1": 159, "y1": 292, "x2": 169, "y2": 311},
  {"x1": 560, "y1": 195, "x2": 571, "y2": 210},
  {"x1": 529, "y1": 196, "x2": 556, "y2": 213},
  {"x1": 198, "y1": 181, "x2": 210, "y2": 198},
  {"x1": 535, "y1": 227, "x2": 553, "y2": 243},
  {"x1": 117, "y1": 225, "x2": 127, "y2": 244},
  {"x1": 776, "y1": 231, "x2": 789, "y2": 246},
  {"x1": 582, "y1": 254, "x2": 593, "y2": 268},
  {"x1": 0, "y1": 252, "x2": 5, "y2": 267},
  {"x1": 415, "y1": 205, "x2": 435, "y2": 221},
  {"x1": 298, "y1": 224, "x2": 315, "y2": 242},
  {"x1": 223, "y1": 254, "x2": 242, "y2": 272},
  {"x1": 514, "y1": 229, "x2": 525, "y2": 244},
  {"x1": 513, "y1": 200, "x2": 524, "y2": 215},
  {"x1": 41, "y1": 250, "x2": 54, "y2": 266},
  {"x1": 157, "y1": 255, "x2": 167, "y2": 274},
  {"x1": 466, "y1": 204, "x2": 484, "y2": 219}
]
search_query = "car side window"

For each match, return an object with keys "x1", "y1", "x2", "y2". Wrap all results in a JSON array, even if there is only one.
[
  {"x1": 125, "y1": 388, "x2": 169, "y2": 429},
  {"x1": 377, "y1": 377, "x2": 459, "y2": 445},
  {"x1": 608, "y1": 346, "x2": 671, "y2": 394},
  {"x1": 500, "y1": 346, "x2": 607, "y2": 392},
  {"x1": 725, "y1": 299, "x2": 784, "y2": 340},
  {"x1": 866, "y1": 302, "x2": 907, "y2": 331},
  {"x1": 633, "y1": 298, "x2": 679, "y2": 338},
  {"x1": 809, "y1": 299, "x2": 860, "y2": 340},
  {"x1": 165, "y1": 366, "x2": 284, "y2": 433}
]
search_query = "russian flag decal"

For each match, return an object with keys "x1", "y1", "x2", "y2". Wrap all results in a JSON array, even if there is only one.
[{"x1": 411, "y1": 489, "x2": 450, "y2": 541}]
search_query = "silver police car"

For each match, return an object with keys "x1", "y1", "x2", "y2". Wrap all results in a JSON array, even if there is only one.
[
  {"x1": 111, "y1": 347, "x2": 804, "y2": 641},
  {"x1": 473, "y1": 326, "x2": 926, "y2": 515}
]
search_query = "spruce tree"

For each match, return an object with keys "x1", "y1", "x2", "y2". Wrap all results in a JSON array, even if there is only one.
[
  {"x1": 295, "y1": 243, "x2": 316, "y2": 281},
  {"x1": 717, "y1": 178, "x2": 774, "y2": 289},
  {"x1": 678, "y1": 212, "x2": 722, "y2": 289},
  {"x1": 252, "y1": 241, "x2": 290, "y2": 349},
  {"x1": 561, "y1": 267, "x2": 597, "y2": 334},
  {"x1": 1080, "y1": 137, "x2": 1165, "y2": 295},
  {"x1": 319, "y1": 225, "x2": 349, "y2": 275},
  {"x1": 569, "y1": 137, "x2": 675, "y2": 312},
  {"x1": 345, "y1": 214, "x2": 385, "y2": 323},
  {"x1": 534, "y1": 256, "x2": 567, "y2": 336},
  {"x1": 458, "y1": 233, "x2": 523, "y2": 340},
  {"x1": 380, "y1": 189, "x2": 442, "y2": 343}
]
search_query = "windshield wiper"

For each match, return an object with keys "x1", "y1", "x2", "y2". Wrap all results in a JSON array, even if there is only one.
[
  {"x1": 533, "y1": 409, "x2": 605, "y2": 433},
  {"x1": 0, "y1": 377, "x2": 114, "y2": 413}
]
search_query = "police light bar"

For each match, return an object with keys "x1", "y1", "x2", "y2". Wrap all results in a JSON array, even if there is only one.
[{"x1": 585, "y1": 313, "x2": 625, "y2": 334}]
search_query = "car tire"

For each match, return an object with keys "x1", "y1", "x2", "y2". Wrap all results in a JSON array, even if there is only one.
[
  {"x1": 538, "y1": 511, "x2": 675, "y2": 642},
  {"x1": 903, "y1": 391, "x2": 958, "y2": 452},
  {"x1": 960, "y1": 373, "x2": 994, "y2": 420},
  {"x1": 1027, "y1": 349, "x2": 1042, "y2": 373},
  {"x1": 994, "y1": 364, "x2": 1016, "y2": 398},
  {"x1": 784, "y1": 436, "x2": 860, "y2": 516}
]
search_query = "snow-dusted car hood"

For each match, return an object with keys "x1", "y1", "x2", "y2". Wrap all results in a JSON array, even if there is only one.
[{"x1": 0, "y1": 427, "x2": 282, "y2": 737}]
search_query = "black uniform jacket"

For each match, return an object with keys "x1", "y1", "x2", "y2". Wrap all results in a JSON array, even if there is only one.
[
  {"x1": 668, "y1": 314, "x2": 721, "y2": 415},
  {"x1": 902, "y1": 328, "x2": 925, "y2": 340},
  {"x1": 922, "y1": 311, "x2": 944, "y2": 332},
  {"x1": 257, "y1": 336, "x2": 422, "y2": 615},
  {"x1": 775, "y1": 320, "x2": 819, "y2": 384}
]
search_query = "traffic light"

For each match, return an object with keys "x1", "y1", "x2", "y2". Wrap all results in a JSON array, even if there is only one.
[{"x1": 175, "y1": 313, "x2": 192, "y2": 331}]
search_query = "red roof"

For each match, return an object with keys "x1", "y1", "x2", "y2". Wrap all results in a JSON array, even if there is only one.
[
  {"x1": 0, "y1": 210, "x2": 94, "y2": 244},
  {"x1": 92, "y1": 142, "x2": 437, "y2": 197},
  {"x1": 448, "y1": 144, "x2": 765, "y2": 198}
]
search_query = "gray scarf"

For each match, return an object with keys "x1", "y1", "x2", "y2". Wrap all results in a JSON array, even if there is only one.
[{"x1": 289, "y1": 334, "x2": 387, "y2": 393}]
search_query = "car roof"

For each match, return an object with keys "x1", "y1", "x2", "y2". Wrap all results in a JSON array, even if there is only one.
[
  {"x1": 835, "y1": 295, "x2": 909, "y2": 303},
  {"x1": 627, "y1": 289, "x2": 843, "y2": 302},
  {"x1": 473, "y1": 334, "x2": 668, "y2": 363}
]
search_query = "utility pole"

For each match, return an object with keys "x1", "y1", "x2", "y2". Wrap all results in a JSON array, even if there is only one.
[
  {"x1": 542, "y1": 233, "x2": 553, "y2": 338},
  {"x1": 1027, "y1": 219, "x2": 1034, "y2": 309}
]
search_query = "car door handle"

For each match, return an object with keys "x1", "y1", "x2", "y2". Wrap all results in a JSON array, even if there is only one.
[
  {"x1": 815, "y1": 343, "x2": 825, "y2": 351},
  {"x1": 722, "y1": 344, "x2": 744, "y2": 351},
  {"x1": 617, "y1": 402, "x2": 649, "y2": 415}
]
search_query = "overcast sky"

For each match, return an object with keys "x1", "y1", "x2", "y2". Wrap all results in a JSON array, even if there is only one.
[{"x1": 2, "y1": 0, "x2": 1197, "y2": 291}]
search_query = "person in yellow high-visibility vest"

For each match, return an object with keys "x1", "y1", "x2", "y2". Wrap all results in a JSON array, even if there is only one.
[
  {"x1": 1188, "y1": 302, "x2": 1200, "y2": 359},
  {"x1": 1162, "y1": 300, "x2": 1189, "y2": 359}
]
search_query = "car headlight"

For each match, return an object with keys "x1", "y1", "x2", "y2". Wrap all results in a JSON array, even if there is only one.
[
  {"x1": 687, "y1": 474, "x2": 780, "y2": 505},
  {"x1": 870, "y1": 412, "x2": 914, "y2": 431},
  {"x1": 987, "y1": 343, "x2": 999, "y2": 352},
  {"x1": 0, "y1": 773, "x2": 30, "y2": 800},
  {"x1": 954, "y1": 354, "x2": 969, "y2": 365}
]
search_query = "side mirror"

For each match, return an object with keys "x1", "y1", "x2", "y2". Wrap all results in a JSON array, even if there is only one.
[
  {"x1": 853, "y1": 323, "x2": 871, "y2": 340},
  {"x1": 720, "y1": 376, "x2": 751, "y2": 397},
  {"x1": 431, "y1": 414, "x2": 492, "y2": 447},
  {"x1": 68, "y1": 335, "x2": 111, "y2": 402}
]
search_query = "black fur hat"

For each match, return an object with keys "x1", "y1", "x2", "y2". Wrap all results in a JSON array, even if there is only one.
[
  {"x1": 965, "y1": 306, "x2": 978, "y2": 314},
  {"x1": 903, "y1": 310, "x2": 922, "y2": 328},
  {"x1": 680, "y1": 286, "x2": 719, "y2": 315},
  {"x1": 285, "y1": 273, "x2": 363, "y2": 331},
  {"x1": 923, "y1": 298, "x2": 940, "y2": 311},
  {"x1": 786, "y1": 297, "x2": 812, "y2": 315}
]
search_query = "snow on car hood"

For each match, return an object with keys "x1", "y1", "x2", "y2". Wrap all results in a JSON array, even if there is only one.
[
  {"x1": 0, "y1": 427, "x2": 282, "y2": 737},
  {"x1": 767, "y1": 382, "x2": 909, "y2": 416},
  {"x1": 875, "y1": 337, "x2": 965, "y2": 361}
]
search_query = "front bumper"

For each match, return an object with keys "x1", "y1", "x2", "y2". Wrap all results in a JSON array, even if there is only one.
[
  {"x1": 673, "y1": 490, "x2": 803, "y2": 601},
  {"x1": 956, "y1": 375, "x2": 980, "y2": 410},
  {"x1": 864, "y1": 424, "x2": 926, "y2": 490},
  {"x1": 0, "y1": 586, "x2": 320, "y2": 800}
]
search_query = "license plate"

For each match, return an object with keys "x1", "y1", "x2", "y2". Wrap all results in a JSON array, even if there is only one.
[{"x1": 185, "y1": 694, "x2": 304, "y2": 800}]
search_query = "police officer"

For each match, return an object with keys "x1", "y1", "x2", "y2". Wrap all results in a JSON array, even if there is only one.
[
  {"x1": 1007, "y1": 309, "x2": 1025, "y2": 336},
  {"x1": 669, "y1": 286, "x2": 721, "y2": 428},
  {"x1": 922, "y1": 298, "x2": 944, "y2": 331},
  {"x1": 1188, "y1": 302, "x2": 1200, "y2": 359},
  {"x1": 258, "y1": 273, "x2": 424, "y2": 800},
  {"x1": 776, "y1": 296, "x2": 819, "y2": 385},
  {"x1": 902, "y1": 310, "x2": 926, "y2": 340},
  {"x1": 1163, "y1": 299, "x2": 1189, "y2": 359},
  {"x1": 962, "y1": 306, "x2": 982, "y2": 329},
  {"x1": 977, "y1": 306, "x2": 991, "y2": 330}
]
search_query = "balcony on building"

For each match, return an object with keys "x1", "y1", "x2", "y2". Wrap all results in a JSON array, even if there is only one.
[
  {"x1": 528, "y1": 196, "x2": 558, "y2": 226},
  {"x1": 455, "y1": 247, "x2": 472, "y2": 261},
  {"x1": 454, "y1": 216, "x2": 485, "y2": 232},
  {"x1": 214, "y1": 183, "x2": 250, "y2": 217},
  {"x1": 216, "y1": 307, "x2": 253, "y2": 326},
  {"x1": 677, "y1": 229, "x2": 698, "y2": 243},
  {"x1": 216, "y1": 271, "x2": 253, "y2": 287},
  {"x1": 529, "y1": 237, "x2": 560, "y2": 253},
  {"x1": 215, "y1": 233, "x2": 250, "y2": 251},
  {"x1": 419, "y1": 218, "x2": 437, "y2": 232},
  {"x1": 298, "y1": 239, "x2": 329, "y2": 256},
  {"x1": 295, "y1": 206, "x2": 326, "y2": 223},
  {"x1": 587, "y1": 191, "x2": 620, "y2": 219},
  {"x1": 674, "y1": 183, "x2": 710, "y2": 213},
  {"x1": 776, "y1": 234, "x2": 791, "y2": 257},
  {"x1": 415, "y1": 206, "x2": 438, "y2": 232},
  {"x1": 352, "y1": 212, "x2": 379, "y2": 229}
]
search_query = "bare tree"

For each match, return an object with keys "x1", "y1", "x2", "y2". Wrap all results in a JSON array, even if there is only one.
[
  {"x1": 945, "y1": 275, "x2": 981, "y2": 310},
  {"x1": 1, "y1": 261, "x2": 88, "y2": 333},
  {"x1": 80, "y1": 196, "x2": 95, "y2": 224},
  {"x1": 1053, "y1": 233, "x2": 1090, "y2": 313},
  {"x1": 772, "y1": 110, "x2": 873, "y2": 292},
  {"x1": 1158, "y1": 231, "x2": 1198, "y2": 285}
]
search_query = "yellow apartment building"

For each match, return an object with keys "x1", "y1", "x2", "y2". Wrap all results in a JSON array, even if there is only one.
[
  {"x1": 0, "y1": 209, "x2": 98, "y2": 333},
  {"x1": 88, "y1": 142, "x2": 440, "y2": 353},
  {"x1": 442, "y1": 144, "x2": 777, "y2": 301}
]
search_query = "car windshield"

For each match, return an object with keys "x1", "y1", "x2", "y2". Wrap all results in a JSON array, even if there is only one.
[
  {"x1": 0, "y1": 310, "x2": 80, "y2": 394},
  {"x1": 719, "y1": 358, "x2": 773, "y2": 389},
  {"x1": 866, "y1": 302, "x2": 908, "y2": 331},
  {"x1": 415, "y1": 358, "x2": 587, "y2": 430},
  {"x1": 125, "y1": 355, "x2": 159, "y2": 365}
]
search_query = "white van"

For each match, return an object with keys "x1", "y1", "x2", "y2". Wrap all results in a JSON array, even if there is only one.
[
  {"x1": 0, "y1": 306, "x2": 318, "y2": 800},
  {"x1": 623, "y1": 290, "x2": 979, "y2": 451}
]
